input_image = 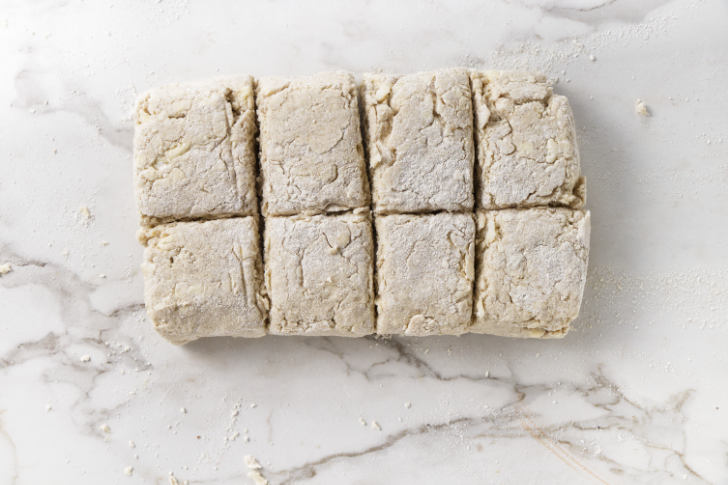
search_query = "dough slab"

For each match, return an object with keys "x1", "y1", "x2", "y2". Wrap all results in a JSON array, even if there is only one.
[
  {"x1": 256, "y1": 72, "x2": 370, "y2": 216},
  {"x1": 471, "y1": 71, "x2": 585, "y2": 209},
  {"x1": 362, "y1": 69, "x2": 475, "y2": 213},
  {"x1": 472, "y1": 208, "x2": 590, "y2": 338},
  {"x1": 375, "y1": 213, "x2": 475, "y2": 336},
  {"x1": 134, "y1": 77, "x2": 258, "y2": 225},
  {"x1": 264, "y1": 211, "x2": 375, "y2": 336},
  {"x1": 140, "y1": 218, "x2": 267, "y2": 344},
  {"x1": 134, "y1": 69, "x2": 591, "y2": 343}
]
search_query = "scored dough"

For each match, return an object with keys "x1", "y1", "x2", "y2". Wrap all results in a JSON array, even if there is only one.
[
  {"x1": 472, "y1": 208, "x2": 590, "y2": 338},
  {"x1": 375, "y1": 213, "x2": 475, "y2": 336},
  {"x1": 362, "y1": 69, "x2": 474, "y2": 213},
  {"x1": 140, "y1": 218, "x2": 267, "y2": 345},
  {"x1": 471, "y1": 71, "x2": 585, "y2": 209},
  {"x1": 264, "y1": 211, "x2": 375, "y2": 336},
  {"x1": 134, "y1": 77, "x2": 258, "y2": 225},
  {"x1": 133, "y1": 70, "x2": 592, "y2": 342},
  {"x1": 256, "y1": 72, "x2": 370, "y2": 216}
]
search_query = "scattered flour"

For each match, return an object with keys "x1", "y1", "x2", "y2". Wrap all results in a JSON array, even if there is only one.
[
  {"x1": 244, "y1": 455, "x2": 262, "y2": 470},
  {"x1": 77, "y1": 205, "x2": 93, "y2": 225},
  {"x1": 635, "y1": 99, "x2": 651, "y2": 116},
  {"x1": 245, "y1": 455, "x2": 268, "y2": 485}
]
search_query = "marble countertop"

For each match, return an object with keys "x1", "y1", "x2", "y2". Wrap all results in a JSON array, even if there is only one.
[{"x1": 2, "y1": 0, "x2": 727, "y2": 483}]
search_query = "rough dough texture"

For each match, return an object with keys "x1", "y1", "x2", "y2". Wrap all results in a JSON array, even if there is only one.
[
  {"x1": 472, "y1": 208, "x2": 590, "y2": 338},
  {"x1": 134, "y1": 77, "x2": 258, "y2": 225},
  {"x1": 471, "y1": 71, "x2": 585, "y2": 209},
  {"x1": 265, "y1": 211, "x2": 375, "y2": 336},
  {"x1": 257, "y1": 72, "x2": 370, "y2": 216},
  {"x1": 140, "y1": 218, "x2": 267, "y2": 344},
  {"x1": 376, "y1": 213, "x2": 475, "y2": 336},
  {"x1": 362, "y1": 69, "x2": 474, "y2": 213}
]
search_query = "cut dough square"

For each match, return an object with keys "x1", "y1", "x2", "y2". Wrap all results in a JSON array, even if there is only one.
[
  {"x1": 472, "y1": 208, "x2": 590, "y2": 338},
  {"x1": 471, "y1": 71, "x2": 585, "y2": 209},
  {"x1": 362, "y1": 69, "x2": 475, "y2": 213},
  {"x1": 257, "y1": 72, "x2": 370, "y2": 216},
  {"x1": 134, "y1": 77, "x2": 258, "y2": 225},
  {"x1": 140, "y1": 217, "x2": 267, "y2": 344},
  {"x1": 375, "y1": 213, "x2": 475, "y2": 336},
  {"x1": 264, "y1": 211, "x2": 375, "y2": 336}
]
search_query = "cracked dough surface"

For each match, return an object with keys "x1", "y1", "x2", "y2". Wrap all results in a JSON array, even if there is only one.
[
  {"x1": 472, "y1": 208, "x2": 590, "y2": 338},
  {"x1": 141, "y1": 218, "x2": 267, "y2": 345},
  {"x1": 265, "y1": 211, "x2": 375, "y2": 336},
  {"x1": 134, "y1": 77, "x2": 258, "y2": 225},
  {"x1": 133, "y1": 70, "x2": 591, "y2": 342},
  {"x1": 257, "y1": 72, "x2": 369, "y2": 216},
  {"x1": 376, "y1": 213, "x2": 475, "y2": 336},
  {"x1": 471, "y1": 71, "x2": 585, "y2": 209},
  {"x1": 362, "y1": 69, "x2": 474, "y2": 213}
]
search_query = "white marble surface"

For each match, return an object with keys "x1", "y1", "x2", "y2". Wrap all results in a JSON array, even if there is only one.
[{"x1": 1, "y1": 0, "x2": 727, "y2": 483}]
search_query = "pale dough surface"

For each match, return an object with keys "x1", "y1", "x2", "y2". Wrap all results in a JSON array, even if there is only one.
[
  {"x1": 140, "y1": 218, "x2": 267, "y2": 344},
  {"x1": 362, "y1": 69, "x2": 474, "y2": 213},
  {"x1": 375, "y1": 213, "x2": 475, "y2": 336},
  {"x1": 256, "y1": 72, "x2": 369, "y2": 216},
  {"x1": 134, "y1": 77, "x2": 258, "y2": 225},
  {"x1": 264, "y1": 211, "x2": 375, "y2": 336},
  {"x1": 472, "y1": 208, "x2": 590, "y2": 338},
  {"x1": 134, "y1": 70, "x2": 591, "y2": 342},
  {"x1": 471, "y1": 71, "x2": 585, "y2": 209}
]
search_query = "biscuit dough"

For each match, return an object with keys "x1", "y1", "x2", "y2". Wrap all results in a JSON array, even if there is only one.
[
  {"x1": 133, "y1": 70, "x2": 591, "y2": 342},
  {"x1": 134, "y1": 77, "x2": 258, "y2": 225},
  {"x1": 471, "y1": 71, "x2": 585, "y2": 209},
  {"x1": 140, "y1": 218, "x2": 267, "y2": 344},
  {"x1": 375, "y1": 213, "x2": 475, "y2": 336},
  {"x1": 264, "y1": 211, "x2": 375, "y2": 336},
  {"x1": 257, "y1": 72, "x2": 370, "y2": 216},
  {"x1": 472, "y1": 208, "x2": 590, "y2": 338},
  {"x1": 362, "y1": 69, "x2": 474, "y2": 213}
]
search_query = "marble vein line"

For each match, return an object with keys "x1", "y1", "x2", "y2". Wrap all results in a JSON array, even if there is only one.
[{"x1": 286, "y1": 337, "x2": 709, "y2": 483}]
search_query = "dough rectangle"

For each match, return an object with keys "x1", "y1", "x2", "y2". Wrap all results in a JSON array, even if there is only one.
[
  {"x1": 362, "y1": 69, "x2": 475, "y2": 214},
  {"x1": 256, "y1": 72, "x2": 370, "y2": 216},
  {"x1": 134, "y1": 69, "x2": 591, "y2": 343},
  {"x1": 375, "y1": 213, "x2": 475, "y2": 336},
  {"x1": 141, "y1": 217, "x2": 268, "y2": 344},
  {"x1": 134, "y1": 77, "x2": 259, "y2": 225},
  {"x1": 471, "y1": 71, "x2": 585, "y2": 210},
  {"x1": 264, "y1": 211, "x2": 375, "y2": 336},
  {"x1": 472, "y1": 208, "x2": 590, "y2": 338}
]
